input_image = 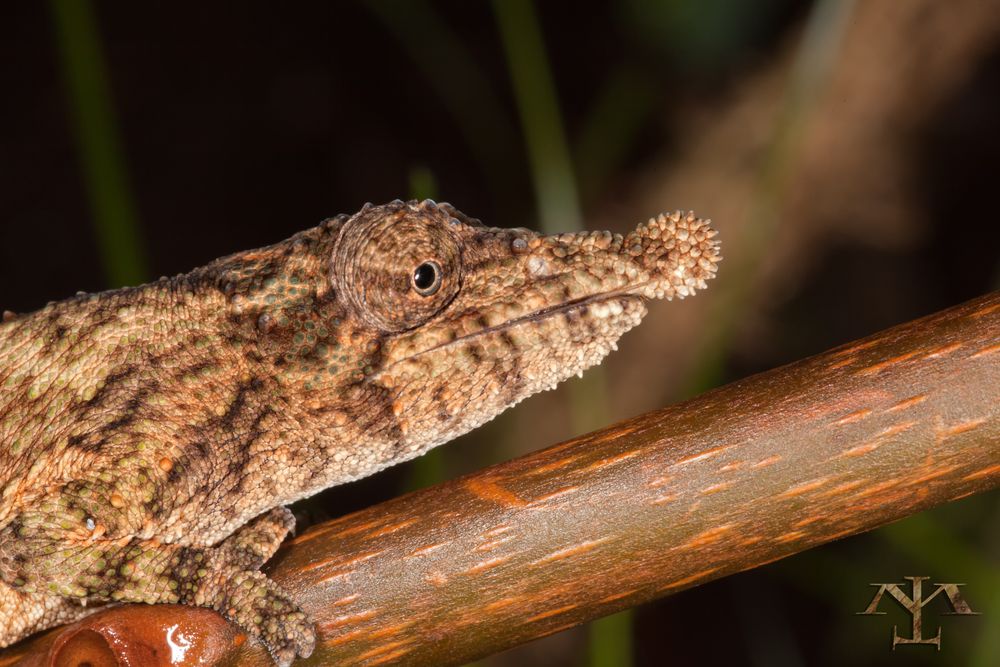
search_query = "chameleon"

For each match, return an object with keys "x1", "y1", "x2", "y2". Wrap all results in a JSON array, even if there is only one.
[{"x1": 0, "y1": 199, "x2": 719, "y2": 664}]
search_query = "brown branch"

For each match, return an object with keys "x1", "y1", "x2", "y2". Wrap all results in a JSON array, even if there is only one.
[{"x1": 6, "y1": 292, "x2": 1000, "y2": 666}]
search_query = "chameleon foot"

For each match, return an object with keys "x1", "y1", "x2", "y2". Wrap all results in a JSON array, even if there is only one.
[
  {"x1": 194, "y1": 568, "x2": 315, "y2": 666},
  {"x1": 208, "y1": 507, "x2": 314, "y2": 664}
]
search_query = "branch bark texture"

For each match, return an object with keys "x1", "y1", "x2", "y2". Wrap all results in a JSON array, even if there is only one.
[{"x1": 6, "y1": 292, "x2": 1000, "y2": 666}]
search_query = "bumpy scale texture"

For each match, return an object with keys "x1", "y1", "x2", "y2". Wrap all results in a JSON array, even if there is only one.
[{"x1": 0, "y1": 200, "x2": 720, "y2": 664}]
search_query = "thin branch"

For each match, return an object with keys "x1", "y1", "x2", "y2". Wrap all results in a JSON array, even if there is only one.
[{"x1": 6, "y1": 291, "x2": 999, "y2": 666}]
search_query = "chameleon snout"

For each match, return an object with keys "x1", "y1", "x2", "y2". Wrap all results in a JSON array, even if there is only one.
[{"x1": 527, "y1": 210, "x2": 720, "y2": 305}]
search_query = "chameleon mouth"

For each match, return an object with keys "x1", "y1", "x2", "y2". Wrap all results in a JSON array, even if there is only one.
[{"x1": 375, "y1": 288, "x2": 650, "y2": 376}]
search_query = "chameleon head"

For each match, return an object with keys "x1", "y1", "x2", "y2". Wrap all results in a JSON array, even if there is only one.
[{"x1": 325, "y1": 200, "x2": 720, "y2": 463}]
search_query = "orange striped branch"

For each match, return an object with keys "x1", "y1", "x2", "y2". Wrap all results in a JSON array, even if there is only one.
[{"x1": 6, "y1": 292, "x2": 999, "y2": 666}]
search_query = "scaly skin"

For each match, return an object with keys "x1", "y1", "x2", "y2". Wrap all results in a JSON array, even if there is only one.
[{"x1": 0, "y1": 200, "x2": 720, "y2": 664}]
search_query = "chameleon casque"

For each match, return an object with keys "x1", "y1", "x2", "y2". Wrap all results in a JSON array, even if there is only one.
[{"x1": 0, "y1": 200, "x2": 720, "y2": 664}]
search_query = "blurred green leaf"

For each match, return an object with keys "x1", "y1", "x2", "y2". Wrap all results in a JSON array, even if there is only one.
[
  {"x1": 50, "y1": 0, "x2": 147, "y2": 288},
  {"x1": 492, "y1": 0, "x2": 581, "y2": 234}
]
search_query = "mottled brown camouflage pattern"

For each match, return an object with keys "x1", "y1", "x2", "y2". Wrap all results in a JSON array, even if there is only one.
[{"x1": 0, "y1": 200, "x2": 719, "y2": 664}]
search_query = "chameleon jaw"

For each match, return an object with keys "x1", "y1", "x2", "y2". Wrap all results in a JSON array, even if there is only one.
[
  {"x1": 370, "y1": 292, "x2": 649, "y2": 451},
  {"x1": 374, "y1": 291, "x2": 645, "y2": 375}
]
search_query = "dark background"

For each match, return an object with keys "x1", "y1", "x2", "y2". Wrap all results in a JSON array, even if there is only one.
[{"x1": 1, "y1": 1, "x2": 998, "y2": 665}]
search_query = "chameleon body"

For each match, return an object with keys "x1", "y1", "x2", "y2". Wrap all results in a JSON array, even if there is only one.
[{"x1": 0, "y1": 200, "x2": 719, "y2": 664}]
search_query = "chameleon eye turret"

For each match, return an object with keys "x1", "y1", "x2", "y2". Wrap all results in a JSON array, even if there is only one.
[
  {"x1": 329, "y1": 202, "x2": 462, "y2": 332},
  {"x1": 0, "y1": 199, "x2": 718, "y2": 665}
]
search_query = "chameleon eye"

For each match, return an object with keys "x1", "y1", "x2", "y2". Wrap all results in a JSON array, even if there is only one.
[
  {"x1": 412, "y1": 261, "x2": 441, "y2": 296},
  {"x1": 331, "y1": 204, "x2": 463, "y2": 332}
]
